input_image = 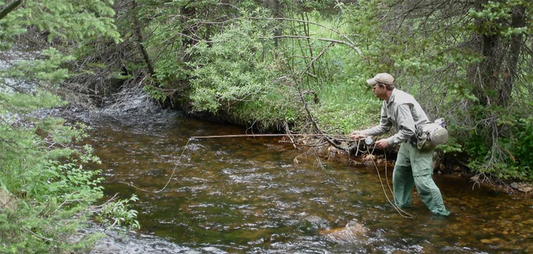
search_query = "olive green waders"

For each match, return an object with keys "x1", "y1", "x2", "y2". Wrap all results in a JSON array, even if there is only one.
[{"x1": 393, "y1": 142, "x2": 450, "y2": 216}]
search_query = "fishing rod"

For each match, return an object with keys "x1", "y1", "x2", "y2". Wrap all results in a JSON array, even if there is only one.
[{"x1": 190, "y1": 133, "x2": 350, "y2": 140}]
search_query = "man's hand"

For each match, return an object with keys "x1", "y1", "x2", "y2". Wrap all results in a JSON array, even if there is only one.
[
  {"x1": 349, "y1": 131, "x2": 367, "y2": 140},
  {"x1": 374, "y1": 139, "x2": 389, "y2": 149}
]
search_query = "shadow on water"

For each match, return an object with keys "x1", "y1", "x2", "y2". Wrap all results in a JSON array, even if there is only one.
[{"x1": 84, "y1": 111, "x2": 533, "y2": 253}]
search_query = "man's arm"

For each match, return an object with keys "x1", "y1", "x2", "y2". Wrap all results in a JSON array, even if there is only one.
[{"x1": 362, "y1": 104, "x2": 392, "y2": 136}]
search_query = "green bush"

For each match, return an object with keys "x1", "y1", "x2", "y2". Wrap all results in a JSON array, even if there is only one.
[
  {"x1": 186, "y1": 10, "x2": 277, "y2": 114},
  {"x1": 0, "y1": 108, "x2": 140, "y2": 253}
]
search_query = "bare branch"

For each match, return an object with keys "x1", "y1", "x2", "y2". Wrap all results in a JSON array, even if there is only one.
[{"x1": 268, "y1": 35, "x2": 361, "y2": 55}]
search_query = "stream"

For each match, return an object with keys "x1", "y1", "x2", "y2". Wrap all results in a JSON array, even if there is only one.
[{"x1": 81, "y1": 109, "x2": 532, "y2": 254}]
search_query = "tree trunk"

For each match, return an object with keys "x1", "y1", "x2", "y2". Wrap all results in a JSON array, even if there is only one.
[
  {"x1": 131, "y1": 0, "x2": 155, "y2": 77},
  {"x1": 501, "y1": 5, "x2": 526, "y2": 105}
]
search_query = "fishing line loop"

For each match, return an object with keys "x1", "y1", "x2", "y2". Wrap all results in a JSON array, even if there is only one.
[{"x1": 364, "y1": 141, "x2": 415, "y2": 219}]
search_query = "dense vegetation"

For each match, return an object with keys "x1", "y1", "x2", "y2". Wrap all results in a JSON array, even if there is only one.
[{"x1": 1, "y1": 0, "x2": 532, "y2": 252}]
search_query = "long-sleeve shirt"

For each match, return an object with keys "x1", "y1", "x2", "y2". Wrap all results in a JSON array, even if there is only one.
[{"x1": 362, "y1": 89, "x2": 429, "y2": 145}]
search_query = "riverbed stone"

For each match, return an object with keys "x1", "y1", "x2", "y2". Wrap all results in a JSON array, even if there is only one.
[{"x1": 320, "y1": 220, "x2": 368, "y2": 244}]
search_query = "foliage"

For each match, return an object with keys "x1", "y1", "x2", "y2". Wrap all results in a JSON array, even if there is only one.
[
  {"x1": 0, "y1": 111, "x2": 107, "y2": 253},
  {"x1": 1, "y1": 0, "x2": 140, "y2": 253},
  {"x1": 1, "y1": 0, "x2": 124, "y2": 109},
  {"x1": 510, "y1": 116, "x2": 533, "y2": 169},
  {"x1": 183, "y1": 7, "x2": 300, "y2": 131},
  {"x1": 96, "y1": 194, "x2": 141, "y2": 231},
  {"x1": 0, "y1": 98, "x2": 141, "y2": 254},
  {"x1": 187, "y1": 24, "x2": 271, "y2": 113},
  {"x1": 495, "y1": 115, "x2": 533, "y2": 180},
  {"x1": 131, "y1": 0, "x2": 371, "y2": 132},
  {"x1": 316, "y1": 84, "x2": 381, "y2": 134}
]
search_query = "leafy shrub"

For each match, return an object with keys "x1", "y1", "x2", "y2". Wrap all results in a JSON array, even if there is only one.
[
  {"x1": 186, "y1": 10, "x2": 277, "y2": 114},
  {"x1": 0, "y1": 110, "x2": 140, "y2": 253}
]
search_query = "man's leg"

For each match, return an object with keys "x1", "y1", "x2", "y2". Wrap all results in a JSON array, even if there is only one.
[
  {"x1": 393, "y1": 165, "x2": 414, "y2": 208},
  {"x1": 413, "y1": 174, "x2": 450, "y2": 216},
  {"x1": 410, "y1": 146, "x2": 451, "y2": 216},
  {"x1": 393, "y1": 143, "x2": 414, "y2": 208}
]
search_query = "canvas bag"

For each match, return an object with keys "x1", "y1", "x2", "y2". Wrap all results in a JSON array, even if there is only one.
[{"x1": 415, "y1": 118, "x2": 449, "y2": 150}]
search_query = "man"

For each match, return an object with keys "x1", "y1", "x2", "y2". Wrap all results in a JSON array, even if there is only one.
[{"x1": 350, "y1": 73, "x2": 450, "y2": 216}]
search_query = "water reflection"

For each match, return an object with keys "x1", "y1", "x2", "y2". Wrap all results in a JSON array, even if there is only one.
[{"x1": 85, "y1": 112, "x2": 533, "y2": 253}]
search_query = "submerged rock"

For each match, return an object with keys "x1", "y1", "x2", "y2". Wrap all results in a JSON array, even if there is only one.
[{"x1": 320, "y1": 220, "x2": 368, "y2": 244}]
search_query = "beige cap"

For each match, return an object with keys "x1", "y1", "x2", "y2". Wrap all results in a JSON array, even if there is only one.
[{"x1": 366, "y1": 73, "x2": 394, "y2": 85}]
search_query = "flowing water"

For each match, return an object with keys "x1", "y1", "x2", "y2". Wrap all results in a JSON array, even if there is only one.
[{"x1": 84, "y1": 111, "x2": 532, "y2": 254}]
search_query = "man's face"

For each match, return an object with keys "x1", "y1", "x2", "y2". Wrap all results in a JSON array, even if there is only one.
[{"x1": 372, "y1": 83, "x2": 386, "y2": 100}]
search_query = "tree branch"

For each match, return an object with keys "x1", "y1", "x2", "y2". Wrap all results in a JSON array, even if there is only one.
[{"x1": 0, "y1": 0, "x2": 22, "y2": 21}]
